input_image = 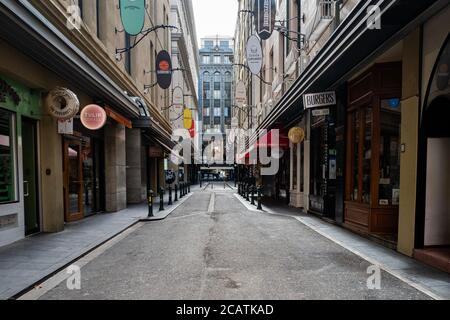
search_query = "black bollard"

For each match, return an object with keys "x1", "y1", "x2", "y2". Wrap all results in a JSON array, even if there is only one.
[
  {"x1": 159, "y1": 187, "x2": 165, "y2": 211},
  {"x1": 238, "y1": 183, "x2": 241, "y2": 195},
  {"x1": 180, "y1": 183, "x2": 184, "y2": 198},
  {"x1": 257, "y1": 186, "x2": 263, "y2": 210},
  {"x1": 147, "y1": 189, "x2": 154, "y2": 217},
  {"x1": 245, "y1": 184, "x2": 250, "y2": 201},
  {"x1": 168, "y1": 185, "x2": 173, "y2": 206},
  {"x1": 251, "y1": 186, "x2": 256, "y2": 206},
  {"x1": 175, "y1": 184, "x2": 178, "y2": 202},
  {"x1": 188, "y1": 183, "x2": 191, "y2": 193}
]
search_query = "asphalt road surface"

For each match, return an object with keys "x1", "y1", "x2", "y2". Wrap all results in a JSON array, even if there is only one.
[{"x1": 39, "y1": 184, "x2": 430, "y2": 300}]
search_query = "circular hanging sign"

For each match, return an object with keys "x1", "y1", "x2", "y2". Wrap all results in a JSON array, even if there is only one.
[
  {"x1": 45, "y1": 87, "x2": 79, "y2": 120},
  {"x1": 172, "y1": 86, "x2": 184, "y2": 105},
  {"x1": 235, "y1": 81, "x2": 247, "y2": 108},
  {"x1": 156, "y1": 50, "x2": 173, "y2": 90},
  {"x1": 80, "y1": 105, "x2": 107, "y2": 130},
  {"x1": 254, "y1": 0, "x2": 276, "y2": 40},
  {"x1": 246, "y1": 35, "x2": 263, "y2": 75},
  {"x1": 119, "y1": 0, "x2": 146, "y2": 36},
  {"x1": 288, "y1": 127, "x2": 305, "y2": 144}
]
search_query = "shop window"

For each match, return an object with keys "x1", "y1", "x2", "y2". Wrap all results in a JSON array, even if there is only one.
[{"x1": 0, "y1": 110, "x2": 16, "y2": 204}]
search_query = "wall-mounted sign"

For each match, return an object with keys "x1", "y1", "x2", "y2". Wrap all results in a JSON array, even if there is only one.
[
  {"x1": 303, "y1": 91, "x2": 336, "y2": 109},
  {"x1": 156, "y1": 50, "x2": 172, "y2": 90},
  {"x1": 119, "y1": 0, "x2": 146, "y2": 36},
  {"x1": 246, "y1": 35, "x2": 263, "y2": 75},
  {"x1": 254, "y1": 0, "x2": 276, "y2": 40},
  {"x1": 58, "y1": 118, "x2": 74, "y2": 135},
  {"x1": 45, "y1": 87, "x2": 79, "y2": 120},
  {"x1": 0, "y1": 79, "x2": 21, "y2": 106},
  {"x1": 288, "y1": 127, "x2": 305, "y2": 144},
  {"x1": 172, "y1": 86, "x2": 184, "y2": 105},
  {"x1": 312, "y1": 108, "x2": 330, "y2": 117},
  {"x1": 235, "y1": 81, "x2": 247, "y2": 108},
  {"x1": 80, "y1": 104, "x2": 107, "y2": 130},
  {"x1": 183, "y1": 108, "x2": 193, "y2": 129}
]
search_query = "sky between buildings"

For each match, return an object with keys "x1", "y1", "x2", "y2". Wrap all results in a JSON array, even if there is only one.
[{"x1": 192, "y1": 0, "x2": 239, "y2": 45}]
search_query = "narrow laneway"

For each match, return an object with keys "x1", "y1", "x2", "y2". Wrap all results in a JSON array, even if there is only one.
[{"x1": 36, "y1": 188, "x2": 430, "y2": 300}]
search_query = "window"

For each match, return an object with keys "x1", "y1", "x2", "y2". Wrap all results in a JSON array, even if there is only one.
[
  {"x1": 203, "y1": 107, "x2": 210, "y2": 117},
  {"x1": 203, "y1": 99, "x2": 210, "y2": 108},
  {"x1": 224, "y1": 107, "x2": 230, "y2": 118},
  {"x1": 202, "y1": 55, "x2": 210, "y2": 64},
  {"x1": 214, "y1": 90, "x2": 221, "y2": 100},
  {"x1": 214, "y1": 72, "x2": 221, "y2": 83},
  {"x1": 214, "y1": 55, "x2": 221, "y2": 64},
  {"x1": 214, "y1": 108, "x2": 221, "y2": 117},
  {"x1": 220, "y1": 41, "x2": 229, "y2": 48},
  {"x1": 204, "y1": 40, "x2": 214, "y2": 48},
  {"x1": 0, "y1": 110, "x2": 16, "y2": 203},
  {"x1": 224, "y1": 56, "x2": 232, "y2": 64},
  {"x1": 214, "y1": 99, "x2": 221, "y2": 108}
]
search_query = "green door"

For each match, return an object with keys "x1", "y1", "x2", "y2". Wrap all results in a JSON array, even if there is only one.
[{"x1": 22, "y1": 117, "x2": 39, "y2": 235}]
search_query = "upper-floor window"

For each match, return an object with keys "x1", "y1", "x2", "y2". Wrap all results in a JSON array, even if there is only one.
[
  {"x1": 214, "y1": 55, "x2": 221, "y2": 64},
  {"x1": 202, "y1": 55, "x2": 210, "y2": 64},
  {"x1": 220, "y1": 41, "x2": 229, "y2": 48},
  {"x1": 204, "y1": 40, "x2": 214, "y2": 48}
]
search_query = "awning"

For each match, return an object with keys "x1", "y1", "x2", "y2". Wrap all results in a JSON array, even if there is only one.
[{"x1": 256, "y1": 130, "x2": 289, "y2": 149}]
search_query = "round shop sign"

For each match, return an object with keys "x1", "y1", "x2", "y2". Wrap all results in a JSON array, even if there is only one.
[
  {"x1": 172, "y1": 86, "x2": 184, "y2": 105},
  {"x1": 288, "y1": 127, "x2": 305, "y2": 144},
  {"x1": 80, "y1": 104, "x2": 107, "y2": 130},
  {"x1": 45, "y1": 87, "x2": 80, "y2": 120},
  {"x1": 246, "y1": 35, "x2": 263, "y2": 75},
  {"x1": 156, "y1": 50, "x2": 173, "y2": 90},
  {"x1": 119, "y1": 0, "x2": 146, "y2": 36}
]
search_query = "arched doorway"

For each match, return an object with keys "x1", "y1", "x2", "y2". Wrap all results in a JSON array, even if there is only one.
[{"x1": 415, "y1": 34, "x2": 450, "y2": 273}]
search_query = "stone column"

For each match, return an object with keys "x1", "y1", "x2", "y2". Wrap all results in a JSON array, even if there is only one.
[
  {"x1": 126, "y1": 128, "x2": 144, "y2": 204},
  {"x1": 104, "y1": 123, "x2": 127, "y2": 212}
]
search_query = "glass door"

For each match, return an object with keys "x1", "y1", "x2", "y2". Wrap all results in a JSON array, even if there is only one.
[{"x1": 63, "y1": 139, "x2": 84, "y2": 222}]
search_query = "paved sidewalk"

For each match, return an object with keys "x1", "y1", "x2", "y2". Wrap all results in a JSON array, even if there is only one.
[
  {"x1": 247, "y1": 197, "x2": 450, "y2": 299},
  {"x1": 0, "y1": 185, "x2": 198, "y2": 300}
]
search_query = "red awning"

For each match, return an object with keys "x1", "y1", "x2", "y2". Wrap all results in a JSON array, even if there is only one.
[{"x1": 256, "y1": 130, "x2": 289, "y2": 149}]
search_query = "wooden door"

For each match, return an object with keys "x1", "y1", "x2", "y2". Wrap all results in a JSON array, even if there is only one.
[{"x1": 63, "y1": 139, "x2": 84, "y2": 222}]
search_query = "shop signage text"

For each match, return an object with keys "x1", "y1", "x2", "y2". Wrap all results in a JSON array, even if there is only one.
[
  {"x1": 235, "y1": 81, "x2": 247, "y2": 107},
  {"x1": 45, "y1": 87, "x2": 79, "y2": 120},
  {"x1": 254, "y1": 0, "x2": 276, "y2": 40},
  {"x1": 0, "y1": 79, "x2": 21, "y2": 106},
  {"x1": 156, "y1": 50, "x2": 173, "y2": 90},
  {"x1": 80, "y1": 104, "x2": 107, "y2": 131},
  {"x1": 119, "y1": 0, "x2": 146, "y2": 36},
  {"x1": 303, "y1": 91, "x2": 336, "y2": 109},
  {"x1": 246, "y1": 35, "x2": 263, "y2": 75},
  {"x1": 312, "y1": 108, "x2": 330, "y2": 117}
]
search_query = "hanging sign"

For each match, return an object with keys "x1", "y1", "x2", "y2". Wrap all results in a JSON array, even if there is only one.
[
  {"x1": 119, "y1": 0, "x2": 146, "y2": 36},
  {"x1": 303, "y1": 91, "x2": 336, "y2": 109},
  {"x1": 183, "y1": 108, "x2": 193, "y2": 129},
  {"x1": 80, "y1": 104, "x2": 107, "y2": 130},
  {"x1": 246, "y1": 35, "x2": 263, "y2": 75},
  {"x1": 254, "y1": 0, "x2": 276, "y2": 40},
  {"x1": 45, "y1": 87, "x2": 79, "y2": 120},
  {"x1": 312, "y1": 108, "x2": 330, "y2": 117},
  {"x1": 189, "y1": 120, "x2": 195, "y2": 138},
  {"x1": 288, "y1": 127, "x2": 305, "y2": 144},
  {"x1": 235, "y1": 81, "x2": 247, "y2": 108},
  {"x1": 172, "y1": 86, "x2": 184, "y2": 105},
  {"x1": 156, "y1": 50, "x2": 172, "y2": 89}
]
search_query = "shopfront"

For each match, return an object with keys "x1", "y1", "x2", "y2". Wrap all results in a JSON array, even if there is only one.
[
  {"x1": 309, "y1": 107, "x2": 337, "y2": 218},
  {"x1": 414, "y1": 6, "x2": 450, "y2": 272},
  {"x1": 344, "y1": 63, "x2": 402, "y2": 240},
  {"x1": 62, "y1": 121, "x2": 105, "y2": 222},
  {"x1": 0, "y1": 75, "x2": 42, "y2": 246}
]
